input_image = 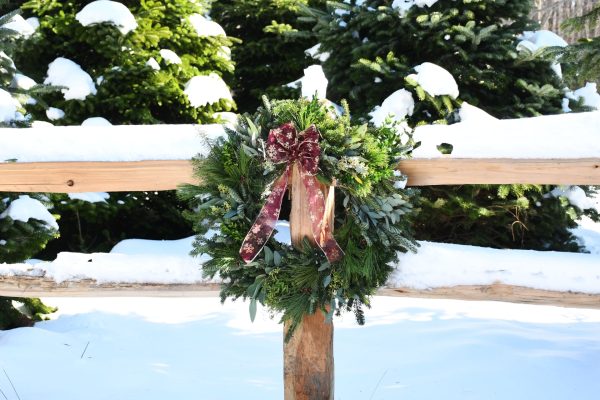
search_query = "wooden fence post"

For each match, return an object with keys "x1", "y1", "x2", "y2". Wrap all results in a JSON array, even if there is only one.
[{"x1": 284, "y1": 164, "x2": 335, "y2": 400}]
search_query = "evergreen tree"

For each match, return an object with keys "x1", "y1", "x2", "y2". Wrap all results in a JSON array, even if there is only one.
[
  {"x1": 211, "y1": 0, "x2": 326, "y2": 113},
  {"x1": 15, "y1": 0, "x2": 236, "y2": 124},
  {"x1": 10, "y1": 0, "x2": 237, "y2": 254},
  {"x1": 0, "y1": 2, "x2": 58, "y2": 329},
  {"x1": 310, "y1": 0, "x2": 567, "y2": 118},
  {"x1": 306, "y1": 0, "x2": 588, "y2": 250},
  {"x1": 559, "y1": 2, "x2": 600, "y2": 86}
]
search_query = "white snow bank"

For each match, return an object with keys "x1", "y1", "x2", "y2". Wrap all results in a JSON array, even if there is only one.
[
  {"x1": 0, "y1": 195, "x2": 58, "y2": 230},
  {"x1": 408, "y1": 62, "x2": 459, "y2": 98},
  {"x1": 3, "y1": 224, "x2": 599, "y2": 295},
  {"x1": 0, "y1": 124, "x2": 225, "y2": 162},
  {"x1": 390, "y1": 241, "x2": 600, "y2": 293},
  {"x1": 188, "y1": 14, "x2": 226, "y2": 37},
  {"x1": 44, "y1": 57, "x2": 97, "y2": 100},
  {"x1": 413, "y1": 110, "x2": 600, "y2": 158},
  {"x1": 569, "y1": 82, "x2": 600, "y2": 110},
  {"x1": 2, "y1": 296, "x2": 600, "y2": 400},
  {"x1": 0, "y1": 88, "x2": 21, "y2": 123},
  {"x1": 370, "y1": 88, "x2": 414, "y2": 126},
  {"x1": 75, "y1": 0, "x2": 137, "y2": 35},
  {"x1": 184, "y1": 74, "x2": 232, "y2": 107},
  {"x1": 300, "y1": 65, "x2": 328, "y2": 100},
  {"x1": 0, "y1": 252, "x2": 212, "y2": 284},
  {"x1": 159, "y1": 49, "x2": 182, "y2": 65},
  {"x1": 572, "y1": 216, "x2": 600, "y2": 255},
  {"x1": 67, "y1": 192, "x2": 110, "y2": 203},
  {"x1": 1, "y1": 14, "x2": 34, "y2": 37},
  {"x1": 81, "y1": 117, "x2": 112, "y2": 126}
]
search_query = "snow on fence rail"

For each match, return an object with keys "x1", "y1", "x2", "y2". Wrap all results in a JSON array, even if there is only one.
[
  {"x1": 0, "y1": 112, "x2": 599, "y2": 306},
  {"x1": 0, "y1": 239, "x2": 599, "y2": 308},
  {"x1": 0, "y1": 111, "x2": 599, "y2": 191}
]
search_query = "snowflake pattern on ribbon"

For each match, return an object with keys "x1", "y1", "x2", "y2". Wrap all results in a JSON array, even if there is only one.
[{"x1": 239, "y1": 122, "x2": 344, "y2": 264}]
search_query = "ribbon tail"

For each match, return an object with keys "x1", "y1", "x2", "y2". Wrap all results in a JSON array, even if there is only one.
[
  {"x1": 301, "y1": 168, "x2": 344, "y2": 263},
  {"x1": 239, "y1": 169, "x2": 290, "y2": 263}
]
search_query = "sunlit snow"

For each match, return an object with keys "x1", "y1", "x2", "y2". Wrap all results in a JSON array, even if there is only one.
[
  {"x1": 188, "y1": 14, "x2": 226, "y2": 37},
  {"x1": 184, "y1": 74, "x2": 232, "y2": 107},
  {"x1": 409, "y1": 62, "x2": 459, "y2": 98},
  {"x1": 0, "y1": 195, "x2": 58, "y2": 230},
  {"x1": 370, "y1": 88, "x2": 414, "y2": 126},
  {"x1": 44, "y1": 58, "x2": 97, "y2": 100},
  {"x1": 75, "y1": 0, "x2": 137, "y2": 35}
]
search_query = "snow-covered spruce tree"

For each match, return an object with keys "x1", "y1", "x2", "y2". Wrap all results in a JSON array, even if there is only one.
[
  {"x1": 310, "y1": 0, "x2": 568, "y2": 118},
  {"x1": 305, "y1": 1, "x2": 587, "y2": 250},
  {"x1": 9, "y1": 0, "x2": 236, "y2": 254},
  {"x1": 559, "y1": 3, "x2": 600, "y2": 87},
  {"x1": 15, "y1": 0, "x2": 235, "y2": 125},
  {"x1": 0, "y1": 3, "x2": 58, "y2": 329},
  {"x1": 211, "y1": 0, "x2": 326, "y2": 112}
]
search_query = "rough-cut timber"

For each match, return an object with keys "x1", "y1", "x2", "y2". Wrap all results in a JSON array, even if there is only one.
[
  {"x1": 285, "y1": 164, "x2": 334, "y2": 400},
  {"x1": 398, "y1": 158, "x2": 600, "y2": 186},
  {"x1": 379, "y1": 284, "x2": 600, "y2": 309},
  {"x1": 1, "y1": 275, "x2": 599, "y2": 309},
  {"x1": 1, "y1": 158, "x2": 599, "y2": 192},
  {"x1": 0, "y1": 160, "x2": 196, "y2": 192},
  {"x1": 284, "y1": 310, "x2": 334, "y2": 400},
  {"x1": 0, "y1": 275, "x2": 220, "y2": 297}
]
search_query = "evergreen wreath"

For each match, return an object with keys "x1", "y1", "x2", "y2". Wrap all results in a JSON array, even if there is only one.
[{"x1": 180, "y1": 97, "x2": 418, "y2": 336}]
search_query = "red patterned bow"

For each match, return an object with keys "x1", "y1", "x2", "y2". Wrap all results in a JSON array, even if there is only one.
[{"x1": 239, "y1": 122, "x2": 343, "y2": 264}]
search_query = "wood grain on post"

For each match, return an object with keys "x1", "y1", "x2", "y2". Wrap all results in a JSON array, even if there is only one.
[{"x1": 285, "y1": 164, "x2": 334, "y2": 400}]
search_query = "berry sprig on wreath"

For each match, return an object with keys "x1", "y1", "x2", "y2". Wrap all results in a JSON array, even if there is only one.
[{"x1": 180, "y1": 97, "x2": 419, "y2": 336}]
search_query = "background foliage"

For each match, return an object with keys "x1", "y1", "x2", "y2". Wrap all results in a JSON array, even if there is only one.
[{"x1": 304, "y1": 0, "x2": 593, "y2": 250}]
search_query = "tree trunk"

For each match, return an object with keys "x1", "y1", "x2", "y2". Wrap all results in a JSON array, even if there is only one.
[{"x1": 284, "y1": 163, "x2": 335, "y2": 400}]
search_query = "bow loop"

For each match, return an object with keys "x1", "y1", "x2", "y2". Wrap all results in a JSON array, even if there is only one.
[{"x1": 240, "y1": 123, "x2": 344, "y2": 264}]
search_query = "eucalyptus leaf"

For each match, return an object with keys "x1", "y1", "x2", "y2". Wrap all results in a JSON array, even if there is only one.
[{"x1": 249, "y1": 298, "x2": 257, "y2": 322}]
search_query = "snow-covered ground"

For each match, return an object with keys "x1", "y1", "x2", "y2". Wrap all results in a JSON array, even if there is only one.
[{"x1": 1, "y1": 297, "x2": 599, "y2": 400}]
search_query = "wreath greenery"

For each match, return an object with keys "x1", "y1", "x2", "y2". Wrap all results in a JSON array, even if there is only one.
[{"x1": 180, "y1": 97, "x2": 418, "y2": 336}]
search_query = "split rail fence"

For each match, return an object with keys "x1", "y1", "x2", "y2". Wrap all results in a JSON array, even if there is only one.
[{"x1": 0, "y1": 132, "x2": 599, "y2": 308}]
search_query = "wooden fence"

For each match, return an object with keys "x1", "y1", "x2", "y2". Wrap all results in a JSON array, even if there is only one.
[{"x1": 1, "y1": 153, "x2": 599, "y2": 308}]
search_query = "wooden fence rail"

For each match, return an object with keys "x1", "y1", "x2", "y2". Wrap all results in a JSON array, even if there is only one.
[
  {"x1": 1, "y1": 276, "x2": 598, "y2": 309},
  {"x1": 1, "y1": 157, "x2": 599, "y2": 192}
]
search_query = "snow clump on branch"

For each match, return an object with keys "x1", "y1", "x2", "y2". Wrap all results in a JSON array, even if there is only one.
[
  {"x1": 184, "y1": 74, "x2": 232, "y2": 107},
  {"x1": 369, "y1": 88, "x2": 415, "y2": 127},
  {"x1": 75, "y1": 1, "x2": 138, "y2": 35},
  {"x1": 408, "y1": 62, "x2": 459, "y2": 99},
  {"x1": 188, "y1": 14, "x2": 226, "y2": 37},
  {"x1": 44, "y1": 57, "x2": 97, "y2": 100},
  {"x1": 0, "y1": 195, "x2": 58, "y2": 230}
]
